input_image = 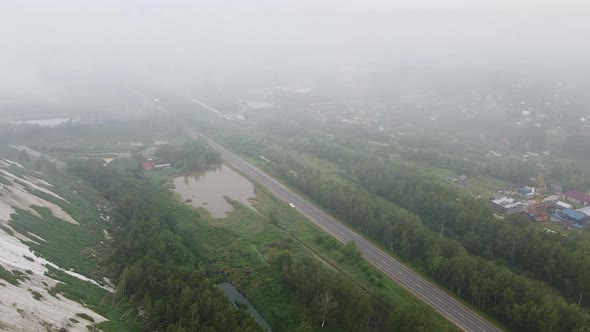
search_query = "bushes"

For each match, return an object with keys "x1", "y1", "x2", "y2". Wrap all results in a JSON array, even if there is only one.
[
  {"x1": 271, "y1": 252, "x2": 375, "y2": 330},
  {"x1": 72, "y1": 160, "x2": 262, "y2": 331}
]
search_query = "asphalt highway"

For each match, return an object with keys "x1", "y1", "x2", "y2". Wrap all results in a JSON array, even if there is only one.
[{"x1": 188, "y1": 130, "x2": 501, "y2": 332}]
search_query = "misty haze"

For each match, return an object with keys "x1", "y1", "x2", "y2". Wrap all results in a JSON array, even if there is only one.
[{"x1": 1, "y1": 1, "x2": 590, "y2": 331}]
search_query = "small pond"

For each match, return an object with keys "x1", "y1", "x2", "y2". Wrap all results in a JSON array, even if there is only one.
[{"x1": 172, "y1": 164, "x2": 255, "y2": 218}]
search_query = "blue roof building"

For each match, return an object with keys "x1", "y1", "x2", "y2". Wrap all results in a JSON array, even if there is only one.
[
  {"x1": 551, "y1": 209, "x2": 590, "y2": 225},
  {"x1": 563, "y1": 209, "x2": 589, "y2": 222}
]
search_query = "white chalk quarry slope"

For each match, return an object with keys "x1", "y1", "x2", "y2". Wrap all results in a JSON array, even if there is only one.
[{"x1": 0, "y1": 160, "x2": 111, "y2": 331}]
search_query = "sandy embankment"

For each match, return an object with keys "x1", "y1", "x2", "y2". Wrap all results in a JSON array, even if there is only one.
[{"x1": 0, "y1": 165, "x2": 111, "y2": 331}]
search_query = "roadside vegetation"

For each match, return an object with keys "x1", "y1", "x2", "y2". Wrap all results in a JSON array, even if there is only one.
[
  {"x1": 8, "y1": 119, "x2": 456, "y2": 330},
  {"x1": 209, "y1": 125, "x2": 590, "y2": 332},
  {"x1": 72, "y1": 159, "x2": 264, "y2": 331},
  {"x1": 72, "y1": 142, "x2": 458, "y2": 331},
  {"x1": 8, "y1": 117, "x2": 588, "y2": 331}
]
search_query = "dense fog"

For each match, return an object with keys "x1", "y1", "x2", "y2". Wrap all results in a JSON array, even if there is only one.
[{"x1": 1, "y1": 0, "x2": 589, "y2": 114}]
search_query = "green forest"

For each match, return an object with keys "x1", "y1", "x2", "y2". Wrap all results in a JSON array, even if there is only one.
[
  {"x1": 212, "y1": 127, "x2": 590, "y2": 332},
  {"x1": 69, "y1": 140, "x2": 456, "y2": 331},
  {"x1": 72, "y1": 159, "x2": 263, "y2": 332},
  {"x1": 282, "y1": 136, "x2": 590, "y2": 308}
]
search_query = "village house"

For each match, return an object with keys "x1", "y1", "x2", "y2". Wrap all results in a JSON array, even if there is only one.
[
  {"x1": 562, "y1": 190, "x2": 590, "y2": 206},
  {"x1": 141, "y1": 159, "x2": 155, "y2": 170},
  {"x1": 141, "y1": 158, "x2": 172, "y2": 171}
]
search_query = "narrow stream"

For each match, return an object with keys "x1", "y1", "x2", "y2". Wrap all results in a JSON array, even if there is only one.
[{"x1": 217, "y1": 282, "x2": 272, "y2": 331}]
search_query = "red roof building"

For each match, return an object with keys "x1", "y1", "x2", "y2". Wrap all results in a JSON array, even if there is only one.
[
  {"x1": 141, "y1": 159, "x2": 155, "y2": 170},
  {"x1": 562, "y1": 190, "x2": 590, "y2": 206}
]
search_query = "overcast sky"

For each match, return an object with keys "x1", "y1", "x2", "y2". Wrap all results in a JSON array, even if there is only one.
[{"x1": 1, "y1": 0, "x2": 589, "y2": 108}]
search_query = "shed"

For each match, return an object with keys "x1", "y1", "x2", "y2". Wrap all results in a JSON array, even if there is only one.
[{"x1": 555, "y1": 201, "x2": 573, "y2": 210}]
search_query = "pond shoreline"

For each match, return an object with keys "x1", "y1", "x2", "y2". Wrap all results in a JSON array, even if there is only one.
[{"x1": 171, "y1": 164, "x2": 256, "y2": 218}]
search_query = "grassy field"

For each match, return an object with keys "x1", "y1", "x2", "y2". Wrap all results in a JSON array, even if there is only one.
[
  {"x1": 274, "y1": 147, "x2": 354, "y2": 186},
  {"x1": 144, "y1": 166, "x2": 184, "y2": 185}
]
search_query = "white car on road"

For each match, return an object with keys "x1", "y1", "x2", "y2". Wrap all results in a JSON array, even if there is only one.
[{"x1": 289, "y1": 202, "x2": 295, "y2": 208}]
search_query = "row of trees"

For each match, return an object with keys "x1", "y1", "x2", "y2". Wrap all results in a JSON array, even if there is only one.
[
  {"x1": 155, "y1": 140, "x2": 222, "y2": 172},
  {"x1": 270, "y1": 242, "x2": 447, "y2": 331},
  {"x1": 253, "y1": 148, "x2": 590, "y2": 331},
  {"x1": 285, "y1": 136, "x2": 590, "y2": 306},
  {"x1": 550, "y1": 161, "x2": 590, "y2": 193},
  {"x1": 353, "y1": 160, "x2": 590, "y2": 309},
  {"x1": 272, "y1": 251, "x2": 371, "y2": 330},
  {"x1": 395, "y1": 137, "x2": 590, "y2": 191},
  {"x1": 71, "y1": 159, "x2": 262, "y2": 331},
  {"x1": 286, "y1": 137, "x2": 539, "y2": 187}
]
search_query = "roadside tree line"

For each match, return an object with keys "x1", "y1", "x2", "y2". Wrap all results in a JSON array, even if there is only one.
[
  {"x1": 287, "y1": 136, "x2": 590, "y2": 309},
  {"x1": 252, "y1": 148, "x2": 590, "y2": 332}
]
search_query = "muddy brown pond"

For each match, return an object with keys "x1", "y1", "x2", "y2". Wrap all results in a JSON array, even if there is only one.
[{"x1": 172, "y1": 164, "x2": 255, "y2": 218}]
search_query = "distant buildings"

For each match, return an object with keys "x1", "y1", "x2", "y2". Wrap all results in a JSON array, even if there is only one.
[
  {"x1": 543, "y1": 194, "x2": 560, "y2": 204},
  {"x1": 10, "y1": 117, "x2": 72, "y2": 128},
  {"x1": 491, "y1": 197, "x2": 527, "y2": 215},
  {"x1": 555, "y1": 201, "x2": 574, "y2": 210},
  {"x1": 141, "y1": 159, "x2": 155, "y2": 170},
  {"x1": 141, "y1": 158, "x2": 171, "y2": 171},
  {"x1": 220, "y1": 114, "x2": 245, "y2": 121},
  {"x1": 551, "y1": 209, "x2": 590, "y2": 229},
  {"x1": 486, "y1": 151, "x2": 502, "y2": 158},
  {"x1": 543, "y1": 195, "x2": 573, "y2": 210},
  {"x1": 562, "y1": 190, "x2": 590, "y2": 206},
  {"x1": 517, "y1": 186, "x2": 536, "y2": 199}
]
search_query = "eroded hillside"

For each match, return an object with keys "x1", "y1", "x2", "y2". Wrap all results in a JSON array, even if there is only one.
[{"x1": 0, "y1": 159, "x2": 134, "y2": 331}]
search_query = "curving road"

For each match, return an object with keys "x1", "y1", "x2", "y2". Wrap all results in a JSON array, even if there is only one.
[{"x1": 188, "y1": 129, "x2": 501, "y2": 332}]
